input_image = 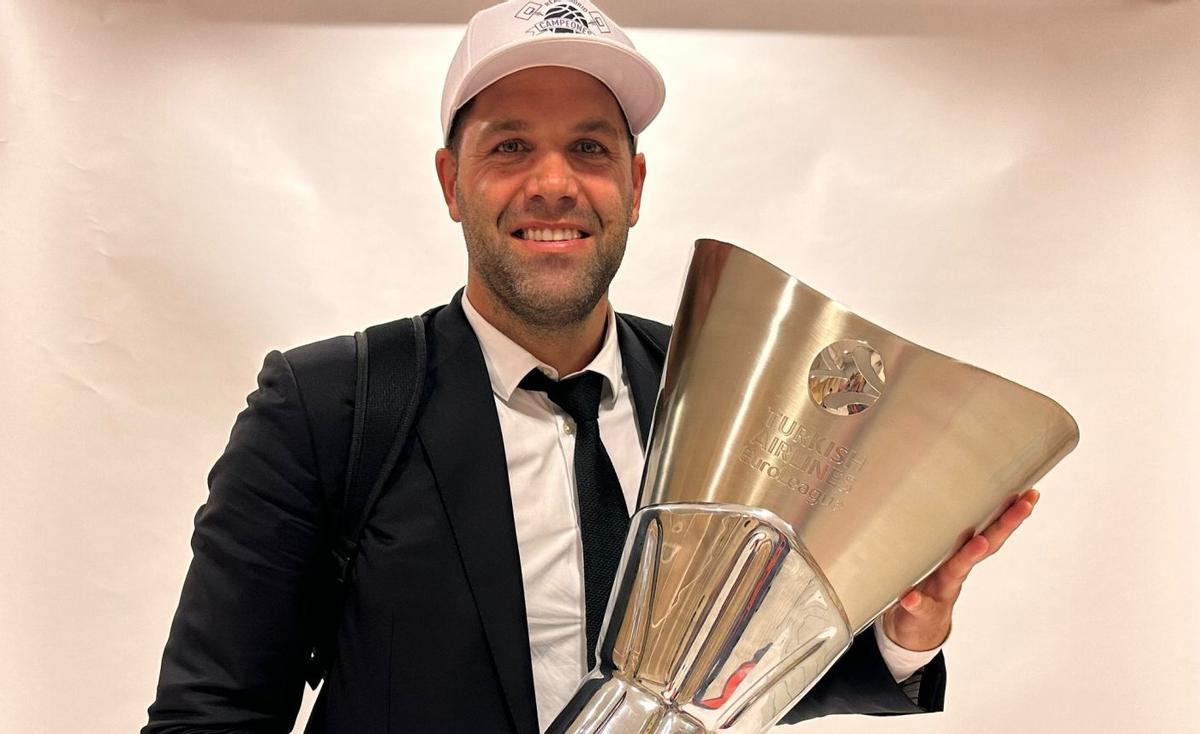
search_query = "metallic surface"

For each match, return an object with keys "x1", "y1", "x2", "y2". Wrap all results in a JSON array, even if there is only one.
[
  {"x1": 550, "y1": 505, "x2": 851, "y2": 733},
  {"x1": 552, "y1": 239, "x2": 1079, "y2": 732},
  {"x1": 643, "y1": 239, "x2": 1079, "y2": 631}
]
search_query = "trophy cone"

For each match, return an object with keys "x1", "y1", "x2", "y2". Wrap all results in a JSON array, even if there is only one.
[{"x1": 549, "y1": 240, "x2": 1079, "y2": 733}]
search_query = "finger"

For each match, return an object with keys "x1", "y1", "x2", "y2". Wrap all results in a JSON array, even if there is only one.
[
  {"x1": 898, "y1": 588, "x2": 923, "y2": 612},
  {"x1": 922, "y1": 533, "x2": 989, "y2": 600},
  {"x1": 917, "y1": 488, "x2": 1040, "y2": 602},
  {"x1": 950, "y1": 533, "x2": 990, "y2": 575},
  {"x1": 895, "y1": 588, "x2": 940, "y2": 620},
  {"x1": 980, "y1": 491, "x2": 1036, "y2": 557}
]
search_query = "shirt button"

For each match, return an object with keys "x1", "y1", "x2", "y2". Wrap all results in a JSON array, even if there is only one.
[{"x1": 563, "y1": 420, "x2": 574, "y2": 435}]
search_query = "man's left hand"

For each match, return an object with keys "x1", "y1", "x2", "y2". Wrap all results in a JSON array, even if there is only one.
[{"x1": 880, "y1": 488, "x2": 1040, "y2": 652}]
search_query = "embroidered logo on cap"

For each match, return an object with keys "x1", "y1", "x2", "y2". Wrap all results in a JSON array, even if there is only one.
[{"x1": 514, "y1": 1, "x2": 612, "y2": 36}]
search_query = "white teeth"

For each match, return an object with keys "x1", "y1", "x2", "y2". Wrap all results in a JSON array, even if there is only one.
[{"x1": 522, "y1": 228, "x2": 582, "y2": 242}]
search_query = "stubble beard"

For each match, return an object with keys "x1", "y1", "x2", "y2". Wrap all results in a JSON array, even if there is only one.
[{"x1": 459, "y1": 192, "x2": 630, "y2": 333}]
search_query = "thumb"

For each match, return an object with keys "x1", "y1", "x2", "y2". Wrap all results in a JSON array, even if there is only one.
[{"x1": 898, "y1": 589, "x2": 925, "y2": 614}]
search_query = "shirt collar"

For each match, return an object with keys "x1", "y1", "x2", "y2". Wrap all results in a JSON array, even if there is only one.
[{"x1": 461, "y1": 291, "x2": 623, "y2": 405}]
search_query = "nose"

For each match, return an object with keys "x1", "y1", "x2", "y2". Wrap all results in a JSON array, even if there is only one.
[{"x1": 522, "y1": 149, "x2": 579, "y2": 207}]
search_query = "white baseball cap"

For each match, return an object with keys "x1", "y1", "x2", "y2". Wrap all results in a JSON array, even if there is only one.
[{"x1": 440, "y1": 0, "x2": 666, "y2": 144}]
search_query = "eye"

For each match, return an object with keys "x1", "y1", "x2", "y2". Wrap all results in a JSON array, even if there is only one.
[
  {"x1": 576, "y1": 139, "x2": 608, "y2": 156},
  {"x1": 494, "y1": 139, "x2": 526, "y2": 154}
]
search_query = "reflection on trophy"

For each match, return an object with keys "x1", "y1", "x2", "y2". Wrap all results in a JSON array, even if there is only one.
[{"x1": 549, "y1": 240, "x2": 1079, "y2": 733}]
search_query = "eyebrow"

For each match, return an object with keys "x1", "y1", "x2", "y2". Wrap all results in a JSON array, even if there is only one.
[
  {"x1": 481, "y1": 119, "x2": 530, "y2": 135},
  {"x1": 572, "y1": 119, "x2": 621, "y2": 138}
]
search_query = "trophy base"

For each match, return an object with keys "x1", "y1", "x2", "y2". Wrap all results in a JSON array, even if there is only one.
[
  {"x1": 551, "y1": 677, "x2": 707, "y2": 734},
  {"x1": 549, "y1": 504, "x2": 853, "y2": 733}
]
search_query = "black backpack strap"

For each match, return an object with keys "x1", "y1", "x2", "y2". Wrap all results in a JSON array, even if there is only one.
[
  {"x1": 334, "y1": 315, "x2": 428, "y2": 579},
  {"x1": 306, "y1": 315, "x2": 427, "y2": 688}
]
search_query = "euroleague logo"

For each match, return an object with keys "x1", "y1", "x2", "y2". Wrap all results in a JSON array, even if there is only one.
[
  {"x1": 808, "y1": 340, "x2": 886, "y2": 416},
  {"x1": 514, "y1": 1, "x2": 613, "y2": 36}
]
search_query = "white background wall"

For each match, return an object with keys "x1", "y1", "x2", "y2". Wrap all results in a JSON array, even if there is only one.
[{"x1": 2, "y1": 1, "x2": 1197, "y2": 731}]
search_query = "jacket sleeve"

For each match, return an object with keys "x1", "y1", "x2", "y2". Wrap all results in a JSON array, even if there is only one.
[
  {"x1": 778, "y1": 628, "x2": 947, "y2": 723},
  {"x1": 144, "y1": 350, "x2": 329, "y2": 734}
]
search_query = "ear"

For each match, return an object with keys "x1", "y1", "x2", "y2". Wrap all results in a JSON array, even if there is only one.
[
  {"x1": 629, "y1": 152, "x2": 647, "y2": 227},
  {"x1": 434, "y1": 148, "x2": 462, "y2": 222}
]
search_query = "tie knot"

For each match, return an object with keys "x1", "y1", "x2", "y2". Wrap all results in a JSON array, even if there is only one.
[{"x1": 520, "y1": 369, "x2": 605, "y2": 422}]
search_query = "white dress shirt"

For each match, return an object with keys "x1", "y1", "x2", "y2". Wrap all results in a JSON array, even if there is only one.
[{"x1": 460, "y1": 294, "x2": 938, "y2": 731}]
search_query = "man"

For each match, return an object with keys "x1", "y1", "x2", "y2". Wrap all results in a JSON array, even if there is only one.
[{"x1": 145, "y1": 2, "x2": 1039, "y2": 732}]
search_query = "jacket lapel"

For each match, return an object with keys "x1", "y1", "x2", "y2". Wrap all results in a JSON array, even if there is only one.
[
  {"x1": 615, "y1": 314, "x2": 668, "y2": 449},
  {"x1": 415, "y1": 293, "x2": 539, "y2": 734}
]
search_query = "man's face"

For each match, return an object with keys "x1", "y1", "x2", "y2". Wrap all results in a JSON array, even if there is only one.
[{"x1": 435, "y1": 66, "x2": 646, "y2": 331}]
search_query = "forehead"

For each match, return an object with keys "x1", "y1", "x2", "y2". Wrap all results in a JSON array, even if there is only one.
[{"x1": 461, "y1": 66, "x2": 628, "y2": 132}]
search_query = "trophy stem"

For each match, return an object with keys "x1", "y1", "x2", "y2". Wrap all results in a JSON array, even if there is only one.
[{"x1": 549, "y1": 504, "x2": 853, "y2": 733}]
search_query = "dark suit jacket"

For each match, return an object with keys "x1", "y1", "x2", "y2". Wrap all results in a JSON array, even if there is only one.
[{"x1": 145, "y1": 293, "x2": 945, "y2": 733}]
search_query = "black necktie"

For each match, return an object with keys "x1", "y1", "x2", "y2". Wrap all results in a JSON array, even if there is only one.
[{"x1": 519, "y1": 369, "x2": 630, "y2": 669}]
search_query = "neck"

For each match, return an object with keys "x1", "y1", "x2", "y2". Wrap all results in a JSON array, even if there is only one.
[{"x1": 466, "y1": 283, "x2": 609, "y2": 376}]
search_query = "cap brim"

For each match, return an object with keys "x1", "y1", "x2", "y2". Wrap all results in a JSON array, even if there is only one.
[{"x1": 445, "y1": 35, "x2": 666, "y2": 141}]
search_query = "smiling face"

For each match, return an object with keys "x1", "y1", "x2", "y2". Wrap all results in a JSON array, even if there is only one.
[{"x1": 435, "y1": 66, "x2": 646, "y2": 332}]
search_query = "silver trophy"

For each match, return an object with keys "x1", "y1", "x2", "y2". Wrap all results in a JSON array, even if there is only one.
[{"x1": 549, "y1": 239, "x2": 1079, "y2": 733}]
